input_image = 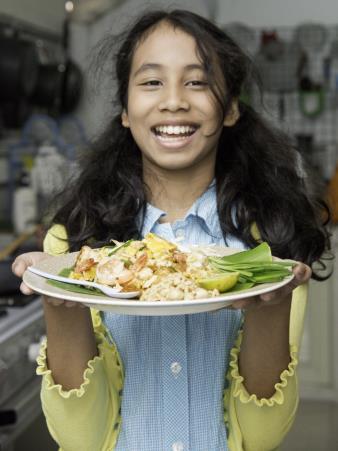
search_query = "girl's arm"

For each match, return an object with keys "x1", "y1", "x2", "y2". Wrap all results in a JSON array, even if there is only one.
[
  {"x1": 43, "y1": 301, "x2": 97, "y2": 390},
  {"x1": 13, "y1": 249, "x2": 122, "y2": 451},
  {"x1": 226, "y1": 272, "x2": 309, "y2": 451},
  {"x1": 239, "y1": 295, "x2": 291, "y2": 398},
  {"x1": 237, "y1": 262, "x2": 311, "y2": 397},
  {"x1": 13, "y1": 252, "x2": 98, "y2": 390}
]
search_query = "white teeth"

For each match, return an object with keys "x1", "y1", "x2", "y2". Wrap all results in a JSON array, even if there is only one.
[{"x1": 154, "y1": 125, "x2": 196, "y2": 135}]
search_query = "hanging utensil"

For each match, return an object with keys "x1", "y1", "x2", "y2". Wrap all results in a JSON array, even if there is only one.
[
  {"x1": 298, "y1": 88, "x2": 325, "y2": 118},
  {"x1": 294, "y1": 23, "x2": 328, "y2": 84},
  {"x1": 255, "y1": 31, "x2": 302, "y2": 121},
  {"x1": 60, "y1": 18, "x2": 83, "y2": 114},
  {"x1": 255, "y1": 31, "x2": 301, "y2": 93},
  {"x1": 61, "y1": 59, "x2": 83, "y2": 113}
]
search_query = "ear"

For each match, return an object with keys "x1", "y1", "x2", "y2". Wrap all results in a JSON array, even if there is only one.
[
  {"x1": 223, "y1": 101, "x2": 240, "y2": 127},
  {"x1": 121, "y1": 109, "x2": 130, "y2": 128}
]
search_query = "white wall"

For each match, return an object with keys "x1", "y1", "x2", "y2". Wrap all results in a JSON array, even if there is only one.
[
  {"x1": 0, "y1": 0, "x2": 65, "y2": 33},
  {"x1": 216, "y1": 0, "x2": 338, "y2": 27}
]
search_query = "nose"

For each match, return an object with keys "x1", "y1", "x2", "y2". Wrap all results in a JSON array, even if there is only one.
[{"x1": 158, "y1": 85, "x2": 190, "y2": 112}]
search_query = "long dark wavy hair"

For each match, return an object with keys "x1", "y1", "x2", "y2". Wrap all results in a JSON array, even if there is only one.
[{"x1": 51, "y1": 9, "x2": 331, "y2": 279}]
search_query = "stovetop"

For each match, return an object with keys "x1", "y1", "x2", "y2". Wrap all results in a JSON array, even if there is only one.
[
  {"x1": 0, "y1": 295, "x2": 45, "y2": 409},
  {"x1": 0, "y1": 292, "x2": 37, "y2": 308},
  {"x1": 0, "y1": 296, "x2": 42, "y2": 342}
]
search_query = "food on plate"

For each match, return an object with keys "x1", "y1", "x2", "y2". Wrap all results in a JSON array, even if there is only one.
[
  {"x1": 60, "y1": 234, "x2": 294, "y2": 301},
  {"x1": 69, "y1": 233, "x2": 220, "y2": 300}
]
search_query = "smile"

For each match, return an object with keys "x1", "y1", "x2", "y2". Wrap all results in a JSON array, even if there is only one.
[
  {"x1": 153, "y1": 124, "x2": 198, "y2": 136},
  {"x1": 151, "y1": 124, "x2": 199, "y2": 148}
]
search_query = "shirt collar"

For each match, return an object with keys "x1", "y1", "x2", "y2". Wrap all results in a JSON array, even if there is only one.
[
  {"x1": 184, "y1": 179, "x2": 223, "y2": 238},
  {"x1": 141, "y1": 179, "x2": 222, "y2": 238},
  {"x1": 142, "y1": 204, "x2": 166, "y2": 236}
]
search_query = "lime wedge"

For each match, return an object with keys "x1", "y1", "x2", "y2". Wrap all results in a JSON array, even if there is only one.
[{"x1": 197, "y1": 272, "x2": 239, "y2": 292}]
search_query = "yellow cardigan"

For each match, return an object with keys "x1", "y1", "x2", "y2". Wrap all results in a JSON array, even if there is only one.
[{"x1": 37, "y1": 225, "x2": 307, "y2": 451}]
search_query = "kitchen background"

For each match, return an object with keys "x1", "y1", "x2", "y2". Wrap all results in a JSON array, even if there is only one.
[{"x1": 0, "y1": 1, "x2": 337, "y2": 450}]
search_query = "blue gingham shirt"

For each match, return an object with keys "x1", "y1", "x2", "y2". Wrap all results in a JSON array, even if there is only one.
[{"x1": 103, "y1": 182, "x2": 244, "y2": 451}]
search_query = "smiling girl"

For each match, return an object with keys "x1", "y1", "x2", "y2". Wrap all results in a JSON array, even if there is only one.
[{"x1": 13, "y1": 9, "x2": 330, "y2": 451}]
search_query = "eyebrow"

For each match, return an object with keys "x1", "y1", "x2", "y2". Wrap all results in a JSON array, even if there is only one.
[{"x1": 133, "y1": 63, "x2": 205, "y2": 77}]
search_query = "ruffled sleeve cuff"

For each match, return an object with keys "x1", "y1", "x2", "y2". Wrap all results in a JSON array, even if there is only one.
[
  {"x1": 227, "y1": 330, "x2": 298, "y2": 407},
  {"x1": 36, "y1": 335, "x2": 113, "y2": 398},
  {"x1": 36, "y1": 310, "x2": 123, "y2": 398},
  {"x1": 36, "y1": 318, "x2": 123, "y2": 451},
  {"x1": 224, "y1": 287, "x2": 306, "y2": 450}
]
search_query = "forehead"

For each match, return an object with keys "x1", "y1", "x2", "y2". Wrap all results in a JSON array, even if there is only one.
[{"x1": 130, "y1": 22, "x2": 202, "y2": 72}]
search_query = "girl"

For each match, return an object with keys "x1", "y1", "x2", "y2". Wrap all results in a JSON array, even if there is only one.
[{"x1": 13, "y1": 9, "x2": 330, "y2": 451}]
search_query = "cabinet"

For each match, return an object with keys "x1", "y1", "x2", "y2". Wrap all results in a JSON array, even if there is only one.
[{"x1": 298, "y1": 226, "x2": 338, "y2": 400}]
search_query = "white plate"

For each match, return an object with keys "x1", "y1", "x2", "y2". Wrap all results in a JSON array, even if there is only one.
[{"x1": 22, "y1": 249, "x2": 294, "y2": 316}]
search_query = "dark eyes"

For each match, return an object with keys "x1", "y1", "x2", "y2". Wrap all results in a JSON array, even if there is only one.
[
  {"x1": 139, "y1": 80, "x2": 208, "y2": 87},
  {"x1": 186, "y1": 80, "x2": 208, "y2": 86},
  {"x1": 141, "y1": 80, "x2": 161, "y2": 86}
]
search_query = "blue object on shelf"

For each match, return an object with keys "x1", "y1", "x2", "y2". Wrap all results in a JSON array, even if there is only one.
[{"x1": 6, "y1": 113, "x2": 84, "y2": 223}]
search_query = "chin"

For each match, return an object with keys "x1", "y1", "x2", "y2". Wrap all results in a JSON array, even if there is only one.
[
  {"x1": 153, "y1": 157, "x2": 199, "y2": 171},
  {"x1": 149, "y1": 149, "x2": 205, "y2": 169}
]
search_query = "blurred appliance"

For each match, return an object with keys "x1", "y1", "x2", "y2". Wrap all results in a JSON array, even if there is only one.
[
  {"x1": 0, "y1": 14, "x2": 83, "y2": 130},
  {"x1": 32, "y1": 40, "x2": 83, "y2": 115},
  {"x1": 0, "y1": 35, "x2": 39, "y2": 128},
  {"x1": 0, "y1": 297, "x2": 46, "y2": 449},
  {"x1": 0, "y1": 36, "x2": 39, "y2": 102},
  {"x1": 0, "y1": 230, "x2": 45, "y2": 447}
]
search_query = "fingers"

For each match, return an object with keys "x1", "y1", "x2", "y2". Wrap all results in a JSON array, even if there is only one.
[
  {"x1": 260, "y1": 289, "x2": 289, "y2": 302},
  {"x1": 293, "y1": 262, "x2": 312, "y2": 284},
  {"x1": 46, "y1": 297, "x2": 65, "y2": 306},
  {"x1": 64, "y1": 301, "x2": 82, "y2": 308},
  {"x1": 20, "y1": 281, "x2": 35, "y2": 295},
  {"x1": 259, "y1": 262, "x2": 311, "y2": 303},
  {"x1": 12, "y1": 252, "x2": 48, "y2": 296},
  {"x1": 227, "y1": 296, "x2": 261, "y2": 311},
  {"x1": 12, "y1": 252, "x2": 47, "y2": 277},
  {"x1": 215, "y1": 262, "x2": 312, "y2": 312},
  {"x1": 217, "y1": 262, "x2": 312, "y2": 311},
  {"x1": 230, "y1": 298, "x2": 255, "y2": 310},
  {"x1": 12, "y1": 256, "x2": 30, "y2": 277},
  {"x1": 43, "y1": 296, "x2": 85, "y2": 308}
]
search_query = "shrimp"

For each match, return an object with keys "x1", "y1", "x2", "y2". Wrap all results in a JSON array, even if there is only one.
[
  {"x1": 74, "y1": 245, "x2": 100, "y2": 272},
  {"x1": 96, "y1": 257, "x2": 133, "y2": 286},
  {"x1": 130, "y1": 253, "x2": 148, "y2": 272},
  {"x1": 75, "y1": 258, "x2": 96, "y2": 273}
]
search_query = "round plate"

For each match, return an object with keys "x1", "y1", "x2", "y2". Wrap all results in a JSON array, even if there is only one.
[{"x1": 22, "y1": 249, "x2": 294, "y2": 316}]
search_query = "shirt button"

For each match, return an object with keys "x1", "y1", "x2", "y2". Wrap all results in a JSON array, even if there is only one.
[
  {"x1": 170, "y1": 361, "x2": 182, "y2": 376},
  {"x1": 175, "y1": 228, "x2": 185, "y2": 239},
  {"x1": 172, "y1": 442, "x2": 184, "y2": 451}
]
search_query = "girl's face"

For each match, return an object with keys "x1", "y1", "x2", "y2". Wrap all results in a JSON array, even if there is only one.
[{"x1": 122, "y1": 22, "x2": 237, "y2": 173}]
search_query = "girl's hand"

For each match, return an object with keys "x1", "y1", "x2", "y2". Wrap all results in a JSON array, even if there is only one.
[
  {"x1": 230, "y1": 262, "x2": 312, "y2": 310},
  {"x1": 12, "y1": 252, "x2": 81, "y2": 308}
]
